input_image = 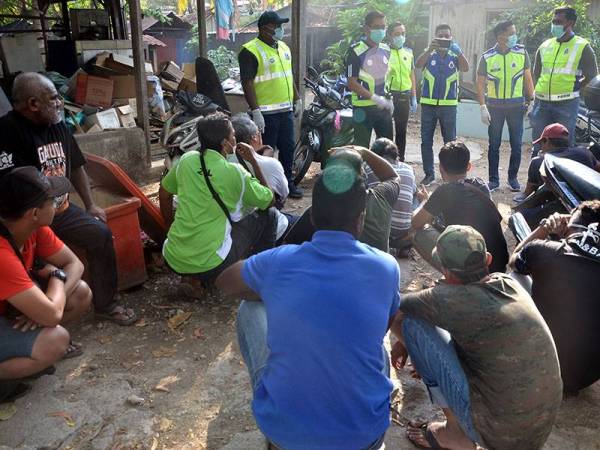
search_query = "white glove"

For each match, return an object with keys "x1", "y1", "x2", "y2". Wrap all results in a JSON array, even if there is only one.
[
  {"x1": 526, "y1": 101, "x2": 535, "y2": 119},
  {"x1": 372, "y1": 94, "x2": 394, "y2": 114},
  {"x1": 480, "y1": 104, "x2": 491, "y2": 126},
  {"x1": 251, "y1": 109, "x2": 265, "y2": 133},
  {"x1": 294, "y1": 99, "x2": 303, "y2": 118}
]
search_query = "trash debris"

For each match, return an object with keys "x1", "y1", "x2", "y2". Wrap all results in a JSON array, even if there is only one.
[
  {"x1": 0, "y1": 403, "x2": 17, "y2": 421},
  {"x1": 168, "y1": 311, "x2": 192, "y2": 330},
  {"x1": 126, "y1": 395, "x2": 145, "y2": 406},
  {"x1": 48, "y1": 411, "x2": 76, "y2": 427},
  {"x1": 154, "y1": 375, "x2": 180, "y2": 392}
]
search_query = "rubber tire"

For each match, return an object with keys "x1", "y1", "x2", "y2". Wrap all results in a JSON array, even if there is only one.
[{"x1": 292, "y1": 141, "x2": 314, "y2": 185}]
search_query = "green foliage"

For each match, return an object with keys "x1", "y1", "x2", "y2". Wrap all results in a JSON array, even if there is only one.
[
  {"x1": 142, "y1": 7, "x2": 173, "y2": 25},
  {"x1": 207, "y1": 45, "x2": 239, "y2": 81},
  {"x1": 495, "y1": 0, "x2": 600, "y2": 56}
]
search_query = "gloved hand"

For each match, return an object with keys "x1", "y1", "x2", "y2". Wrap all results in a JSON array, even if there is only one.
[
  {"x1": 480, "y1": 104, "x2": 491, "y2": 126},
  {"x1": 294, "y1": 99, "x2": 303, "y2": 118},
  {"x1": 372, "y1": 94, "x2": 394, "y2": 114},
  {"x1": 409, "y1": 95, "x2": 418, "y2": 114},
  {"x1": 251, "y1": 109, "x2": 265, "y2": 133},
  {"x1": 526, "y1": 101, "x2": 535, "y2": 119},
  {"x1": 449, "y1": 42, "x2": 462, "y2": 55}
]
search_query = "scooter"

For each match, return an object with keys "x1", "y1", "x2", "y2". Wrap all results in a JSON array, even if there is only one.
[{"x1": 291, "y1": 73, "x2": 354, "y2": 185}]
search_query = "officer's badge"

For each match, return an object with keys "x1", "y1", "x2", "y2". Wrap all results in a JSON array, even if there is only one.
[
  {"x1": 431, "y1": 60, "x2": 437, "y2": 66},
  {"x1": 367, "y1": 58, "x2": 373, "y2": 66},
  {"x1": 449, "y1": 61, "x2": 455, "y2": 69},
  {"x1": 285, "y1": 53, "x2": 290, "y2": 60},
  {"x1": 512, "y1": 62, "x2": 517, "y2": 68},
  {"x1": 565, "y1": 48, "x2": 570, "y2": 55},
  {"x1": 269, "y1": 57, "x2": 276, "y2": 64}
]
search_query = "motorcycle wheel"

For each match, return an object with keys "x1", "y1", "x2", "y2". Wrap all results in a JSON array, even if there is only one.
[{"x1": 292, "y1": 141, "x2": 314, "y2": 185}]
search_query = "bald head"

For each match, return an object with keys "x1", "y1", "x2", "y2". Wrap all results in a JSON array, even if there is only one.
[{"x1": 12, "y1": 72, "x2": 63, "y2": 125}]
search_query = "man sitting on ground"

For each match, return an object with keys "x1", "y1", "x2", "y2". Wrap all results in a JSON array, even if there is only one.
[
  {"x1": 391, "y1": 225, "x2": 562, "y2": 450},
  {"x1": 514, "y1": 123, "x2": 600, "y2": 202},
  {"x1": 159, "y1": 113, "x2": 277, "y2": 298},
  {"x1": 0, "y1": 167, "x2": 92, "y2": 400},
  {"x1": 411, "y1": 141, "x2": 509, "y2": 273},
  {"x1": 216, "y1": 150, "x2": 400, "y2": 449},
  {"x1": 365, "y1": 138, "x2": 416, "y2": 253},
  {"x1": 510, "y1": 201, "x2": 600, "y2": 392},
  {"x1": 0, "y1": 72, "x2": 134, "y2": 325}
]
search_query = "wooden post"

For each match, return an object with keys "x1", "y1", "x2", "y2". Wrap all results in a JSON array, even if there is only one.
[
  {"x1": 60, "y1": 0, "x2": 71, "y2": 40},
  {"x1": 291, "y1": 0, "x2": 307, "y2": 126},
  {"x1": 128, "y1": 0, "x2": 151, "y2": 166},
  {"x1": 197, "y1": 0, "x2": 208, "y2": 57}
]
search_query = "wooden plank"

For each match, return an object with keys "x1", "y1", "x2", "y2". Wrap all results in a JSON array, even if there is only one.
[
  {"x1": 197, "y1": 0, "x2": 208, "y2": 57},
  {"x1": 128, "y1": 0, "x2": 151, "y2": 166}
]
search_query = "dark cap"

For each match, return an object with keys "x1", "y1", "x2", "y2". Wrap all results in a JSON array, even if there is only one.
[
  {"x1": 257, "y1": 11, "x2": 289, "y2": 27},
  {"x1": 432, "y1": 225, "x2": 488, "y2": 275},
  {"x1": 532, "y1": 123, "x2": 569, "y2": 144},
  {"x1": 0, "y1": 166, "x2": 72, "y2": 215}
]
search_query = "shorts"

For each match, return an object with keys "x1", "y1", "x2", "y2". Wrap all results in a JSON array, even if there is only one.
[{"x1": 0, "y1": 316, "x2": 42, "y2": 362}]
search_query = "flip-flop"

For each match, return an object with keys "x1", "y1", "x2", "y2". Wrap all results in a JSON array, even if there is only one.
[
  {"x1": 407, "y1": 423, "x2": 448, "y2": 450},
  {"x1": 0, "y1": 381, "x2": 31, "y2": 404},
  {"x1": 22, "y1": 365, "x2": 56, "y2": 381},
  {"x1": 96, "y1": 305, "x2": 137, "y2": 326},
  {"x1": 62, "y1": 341, "x2": 83, "y2": 360}
]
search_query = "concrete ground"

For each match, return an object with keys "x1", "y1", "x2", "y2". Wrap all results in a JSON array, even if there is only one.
[{"x1": 0, "y1": 118, "x2": 598, "y2": 450}]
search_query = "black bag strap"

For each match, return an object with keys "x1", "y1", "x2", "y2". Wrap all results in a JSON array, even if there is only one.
[
  {"x1": 0, "y1": 222, "x2": 27, "y2": 271},
  {"x1": 199, "y1": 150, "x2": 233, "y2": 224}
]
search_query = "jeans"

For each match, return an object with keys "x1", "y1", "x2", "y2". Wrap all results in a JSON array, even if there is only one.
[
  {"x1": 488, "y1": 105, "x2": 525, "y2": 184},
  {"x1": 353, "y1": 105, "x2": 393, "y2": 148},
  {"x1": 421, "y1": 104, "x2": 457, "y2": 177},
  {"x1": 237, "y1": 300, "x2": 388, "y2": 450},
  {"x1": 392, "y1": 92, "x2": 411, "y2": 161},
  {"x1": 530, "y1": 97, "x2": 580, "y2": 156},
  {"x1": 263, "y1": 111, "x2": 295, "y2": 182},
  {"x1": 402, "y1": 317, "x2": 482, "y2": 444},
  {"x1": 51, "y1": 203, "x2": 117, "y2": 312}
]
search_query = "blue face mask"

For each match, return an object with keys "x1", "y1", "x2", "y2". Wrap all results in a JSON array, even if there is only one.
[
  {"x1": 506, "y1": 34, "x2": 518, "y2": 48},
  {"x1": 393, "y1": 35, "x2": 406, "y2": 48},
  {"x1": 551, "y1": 24, "x2": 565, "y2": 39},
  {"x1": 369, "y1": 29, "x2": 386, "y2": 44},
  {"x1": 274, "y1": 26, "x2": 284, "y2": 41}
]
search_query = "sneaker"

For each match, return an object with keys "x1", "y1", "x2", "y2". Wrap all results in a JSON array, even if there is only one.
[
  {"x1": 488, "y1": 181, "x2": 500, "y2": 192},
  {"x1": 288, "y1": 183, "x2": 304, "y2": 199},
  {"x1": 513, "y1": 192, "x2": 527, "y2": 203},
  {"x1": 508, "y1": 178, "x2": 521, "y2": 192},
  {"x1": 420, "y1": 174, "x2": 435, "y2": 186}
]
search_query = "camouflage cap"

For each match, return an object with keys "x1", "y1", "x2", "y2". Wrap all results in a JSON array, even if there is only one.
[{"x1": 432, "y1": 225, "x2": 488, "y2": 274}]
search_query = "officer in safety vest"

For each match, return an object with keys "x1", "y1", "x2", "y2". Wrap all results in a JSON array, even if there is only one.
[
  {"x1": 531, "y1": 6, "x2": 598, "y2": 155},
  {"x1": 415, "y1": 23, "x2": 469, "y2": 186},
  {"x1": 345, "y1": 11, "x2": 394, "y2": 148},
  {"x1": 476, "y1": 20, "x2": 535, "y2": 193},
  {"x1": 238, "y1": 11, "x2": 303, "y2": 198},
  {"x1": 386, "y1": 22, "x2": 417, "y2": 161}
]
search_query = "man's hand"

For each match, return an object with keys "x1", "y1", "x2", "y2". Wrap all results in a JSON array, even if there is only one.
[
  {"x1": 35, "y1": 264, "x2": 59, "y2": 281},
  {"x1": 526, "y1": 101, "x2": 535, "y2": 119},
  {"x1": 87, "y1": 204, "x2": 107, "y2": 222},
  {"x1": 449, "y1": 42, "x2": 462, "y2": 55},
  {"x1": 480, "y1": 104, "x2": 491, "y2": 126},
  {"x1": 13, "y1": 315, "x2": 41, "y2": 332},
  {"x1": 251, "y1": 109, "x2": 265, "y2": 133},
  {"x1": 428, "y1": 39, "x2": 440, "y2": 52},
  {"x1": 391, "y1": 341, "x2": 409, "y2": 370},
  {"x1": 541, "y1": 213, "x2": 571, "y2": 237},
  {"x1": 409, "y1": 96, "x2": 418, "y2": 114},
  {"x1": 372, "y1": 94, "x2": 394, "y2": 113},
  {"x1": 294, "y1": 99, "x2": 303, "y2": 118},
  {"x1": 236, "y1": 142, "x2": 257, "y2": 164},
  {"x1": 329, "y1": 145, "x2": 368, "y2": 159},
  {"x1": 416, "y1": 184, "x2": 430, "y2": 203}
]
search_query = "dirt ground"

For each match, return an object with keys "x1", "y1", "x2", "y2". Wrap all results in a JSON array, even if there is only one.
[{"x1": 0, "y1": 118, "x2": 598, "y2": 450}]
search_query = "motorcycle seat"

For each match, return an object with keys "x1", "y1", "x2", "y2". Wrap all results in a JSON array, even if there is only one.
[{"x1": 547, "y1": 155, "x2": 600, "y2": 203}]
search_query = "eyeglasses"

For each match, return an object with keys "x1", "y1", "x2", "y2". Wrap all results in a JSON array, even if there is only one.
[{"x1": 52, "y1": 195, "x2": 66, "y2": 209}]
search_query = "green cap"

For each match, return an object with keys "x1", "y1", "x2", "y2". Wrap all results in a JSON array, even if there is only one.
[{"x1": 432, "y1": 225, "x2": 488, "y2": 274}]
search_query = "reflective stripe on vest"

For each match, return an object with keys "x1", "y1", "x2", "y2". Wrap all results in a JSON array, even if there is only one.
[
  {"x1": 387, "y1": 47, "x2": 413, "y2": 92},
  {"x1": 484, "y1": 45, "x2": 526, "y2": 105},
  {"x1": 535, "y1": 36, "x2": 588, "y2": 101},
  {"x1": 242, "y1": 38, "x2": 294, "y2": 112},
  {"x1": 420, "y1": 51, "x2": 459, "y2": 106},
  {"x1": 351, "y1": 41, "x2": 390, "y2": 107}
]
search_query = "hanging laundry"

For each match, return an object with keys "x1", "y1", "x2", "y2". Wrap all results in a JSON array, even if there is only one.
[{"x1": 216, "y1": 0, "x2": 234, "y2": 40}]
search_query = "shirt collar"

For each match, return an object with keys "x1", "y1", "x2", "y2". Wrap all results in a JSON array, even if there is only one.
[
  {"x1": 312, "y1": 230, "x2": 357, "y2": 244},
  {"x1": 258, "y1": 36, "x2": 278, "y2": 49}
]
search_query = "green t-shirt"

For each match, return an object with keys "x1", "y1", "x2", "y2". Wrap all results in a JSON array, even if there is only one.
[
  {"x1": 360, "y1": 178, "x2": 400, "y2": 252},
  {"x1": 161, "y1": 149, "x2": 273, "y2": 274}
]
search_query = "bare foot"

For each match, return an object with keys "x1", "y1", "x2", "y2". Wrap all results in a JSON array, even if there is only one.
[{"x1": 407, "y1": 421, "x2": 476, "y2": 450}]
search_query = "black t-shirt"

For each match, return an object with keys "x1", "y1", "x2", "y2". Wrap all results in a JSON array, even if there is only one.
[
  {"x1": 423, "y1": 178, "x2": 509, "y2": 273},
  {"x1": 514, "y1": 238, "x2": 600, "y2": 391},
  {"x1": 238, "y1": 38, "x2": 280, "y2": 81},
  {"x1": 527, "y1": 147, "x2": 598, "y2": 186},
  {"x1": 0, "y1": 111, "x2": 86, "y2": 179}
]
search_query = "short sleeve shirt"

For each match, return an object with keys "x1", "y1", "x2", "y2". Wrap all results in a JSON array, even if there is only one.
[
  {"x1": 241, "y1": 230, "x2": 400, "y2": 449},
  {"x1": 0, "y1": 227, "x2": 64, "y2": 315},
  {"x1": 400, "y1": 274, "x2": 562, "y2": 450},
  {"x1": 360, "y1": 177, "x2": 401, "y2": 252},
  {"x1": 527, "y1": 147, "x2": 598, "y2": 185}
]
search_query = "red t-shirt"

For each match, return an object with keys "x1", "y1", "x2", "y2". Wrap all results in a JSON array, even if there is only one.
[{"x1": 0, "y1": 226, "x2": 64, "y2": 315}]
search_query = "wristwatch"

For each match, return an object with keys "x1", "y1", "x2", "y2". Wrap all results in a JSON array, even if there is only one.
[{"x1": 49, "y1": 269, "x2": 67, "y2": 283}]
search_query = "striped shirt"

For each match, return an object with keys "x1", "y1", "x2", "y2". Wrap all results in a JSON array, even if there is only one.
[{"x1": 365, "y1": 161, "x2": 416, "y2": 239}]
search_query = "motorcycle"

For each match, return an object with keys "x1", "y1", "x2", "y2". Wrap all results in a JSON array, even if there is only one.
[
  {"x1": 509, "y1": 154, "x2": 600, "y2": 240},
  {"x1": 291, "y1": 72, "x2": 354, "y2": 185}
]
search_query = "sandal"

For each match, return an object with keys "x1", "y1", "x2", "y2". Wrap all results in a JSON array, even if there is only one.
[
  {"x1": 407, "y1": 422, "x2": 448, "y2": 450},
  {"x1": 96, "y1": 305, "x2": 137, "y2": 326},
  {"x1": 63, "y1": 341, "x2": 83, "y2": 360},
  {"x1": 0, "y1": 381, "x2": 31, "y2": 404}
]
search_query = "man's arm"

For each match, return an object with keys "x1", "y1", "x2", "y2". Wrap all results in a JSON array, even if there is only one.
[
  {"x1": 8, "y1": 281, "x2": 66, "y2": 327},
  {"x1": 415, "y1": 42, "x2": 438, "y2": 69},
  {"x1": 215, "y1": 260, "x2": 261, "y2": 300},
  {"x1": 410, "y1": 68, "x2": 417, "y2": 97},
  {"x1": 579, "y1": 44, "x2": 599, "y2": 92},
  {"x1": 239, "y1": 49, "x2": 260, "y2": 110},
  {"x1": 532, "y1": 49, "x2": 541, "y2": 85},
  {"x1": 523, "y1": 69, "x2": 535, "y2": 101},
  {"x1": 159, "y1": 185, "x2": 175, "y2": 227},
  {"x1": 347, "y1": 77, "x2": 373, "y2": 100},
  {"x1": 70, "y1": 166, "x2": 106, "y2": 222},
  {"x1": 411, "y1": 203, "x2": 434, "y2": 230},
  {"x1": 44, "y1": 245, "x2": 84, "y2": 296},
  {"x1": 476, "y1": 75, "x2": 487, "y2": 105},
  {"x1": 358, "y1": 147, "x2": 398, "y2": 181},
  {"x1": 457, "y1": 52, "x2": 469, "y2": 72},
  {"x1": 241, "y1": 79, "x2": 259, "y2": 111}
]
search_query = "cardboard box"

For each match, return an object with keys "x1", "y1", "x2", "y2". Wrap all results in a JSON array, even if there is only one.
[
  {"x1": 75, "y1": 74, "x2": 114, "y2": 108},
  {"x1": 104, "y1": 53, "x2": 153, "y2": 75},
  {"x1": 117, "y1": 104, "x2": 136, "y2": 128},
  {"x1": 178, "y1": 77, "x2": 197, "y2": 94},
  {"x1": 182, "y1": 63, "x2": 196, "y2": 81},
  {"x1": 160, "y1": 78, "x2": 180, "y2": 92},
  {"x1": 85, "y1": 108, "x2": 121, "y2": 131},
  {"x1": 160, "y1": 61, "x2": 184, "y2": 84},
  {"x1": 110, "y1": 75, "x2": 155, "y2": 99}
]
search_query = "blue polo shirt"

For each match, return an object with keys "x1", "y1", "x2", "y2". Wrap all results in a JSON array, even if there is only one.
[{"x1": 242, "y1": 230, "x2": 401, "y2": 450}]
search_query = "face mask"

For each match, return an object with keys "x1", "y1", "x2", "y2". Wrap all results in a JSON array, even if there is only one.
[
  {"x1": 274, "y1": 26, "x2": 284, "y2": 41},
  {"x1": 393, "y1": 35, "x2": 406, "y2": 48},
  {"x1": 551, "y1": 23, "x2": 565, "y2": 39},
  {"x1": 506, "y1": 34, "x2": 518, "y2": 48},
  {"x1": 369, "y1": 29, "x2": 386, "y2": 44}
]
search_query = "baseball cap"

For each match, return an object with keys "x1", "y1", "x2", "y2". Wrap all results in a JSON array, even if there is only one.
[
  {"x1": 532, "y1": 123, "x2": 569, "y2": 144},
  {"x1": 432, "y1": 225, "x2": 488, "y2": 276},
  {"x1": 257, "y1": 11, "x2": 289, "y2": 27},
  {"x1": 0, "y1": 166, "x2": 72, "y2": 215}
]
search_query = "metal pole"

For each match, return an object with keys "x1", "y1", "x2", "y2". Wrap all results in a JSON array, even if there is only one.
[
  {"x1": 197, "y1": 0, "x2": 207, "y2": 57},
  {"x1": 128, "y1": 0, "x2": 151, "y2": 166},
  {"x1": 291, "y1": 0, "x2": 306, "y2": 123},
  {"x1": 61, "y1": 0, "x2": 72, "y2": 40}
]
